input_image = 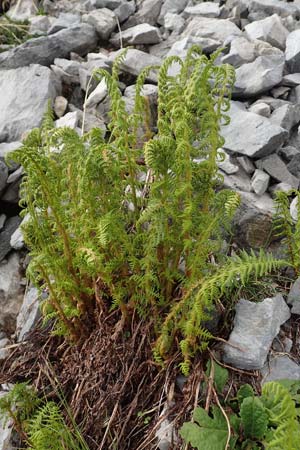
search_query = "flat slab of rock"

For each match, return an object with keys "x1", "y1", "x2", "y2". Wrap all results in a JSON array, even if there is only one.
[
  {"x1": 16, "y1": 287, "x2": 41, "y2": 342},
  {"x1": 261, "y1": 355, "x2": 300, "y2": 383},
  {"x1": 183, "y1": 2, "x2": 220, "y2": 19},
  {"x1": 223, "y1": 295, "x2": 291, "y2": 370},
  {"x1": 109, "y1": 49, "x2": 161, "y2": 83},
  {"x1": 255, "y1": 154, "x2": 299, "y2": 189},
  {"x1": 110, "y1": 23, "x2": 161, "y2": 46},
  {"x1": 0, "y1": 24, "x2": 98, "y2": 69},
  {"x1": 222, "y1": 102, "x2": 288, "y2": 159},
  {"x1": 286, "y1": 30, "x2": 300, "y2": 73},
  {"x1": 0, "y1": 253, "x2": 24, "y2": 334},
  {"x1": 245, "y1": 14, "x2": 288, "y2": 50},
  {"x1": 0, "y1": 65, "x2": 60, "y2": 142},
  {"x1": 233, "y1": 53, "x2": 285, "y2": 97}
]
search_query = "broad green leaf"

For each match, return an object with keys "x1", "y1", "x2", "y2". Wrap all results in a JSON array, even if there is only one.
[
  {"x1": 237, "y1": 384, "x2": 254, "y2": 405},
  {"x1": 205, "y1": 360, "x2": 229, "y2": 394},
  {"x1": 180, "y1": 406, "x2": 230, "y2": 450},
  {"x1": 240, "y1": 397, "x2": 268, "y2": 439}
]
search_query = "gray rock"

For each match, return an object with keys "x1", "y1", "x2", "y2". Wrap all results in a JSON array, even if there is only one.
[
  {"x1": 222, "y1": 102, "x2": 288, "y2": 159},
  {"x1": 248, "y1": 0, "x2": 300, "y2": 20},
  {"x1": 287, "y1": 153, "x2": 300, "y2": 179},
  {"x1": 290, "y1": 196, "x2": 298, "y2": 222},
  {"x1": 255, "y1": 154, "x2": 299, "y2": 189},
  {"x1": 1, "y1": 180, "x2": 21, "y2": 204},
  {"x1": 286, "y1": 30, "x2": 300, "y2": 74},
  {"x1": 0, "y1": 338, "x2": 10, "y2": 361},
  {"x1": 82, "y1": 9, "x2": 116, "y2": 40},
  {"x1": 55, "y1": 111, "x2": 80, "y2": 129},
  {"x1": 52, "y1": 58, "x2": 81, "y2": 85},
  {"x1": 29, "y1": 15, "x2": 51, "y2": 36},
  {"x1": 158, "y1": 0, "x2": 188, "y2": 25},
  {"x1": 0, "y1": 24, "x2": 98, "y2": 69},
  {"x1": 233, "y1": 191, "x2": 275, "y2": 249},
  {"x1": 0, "y1": 217, "x2": 22, "y2": 263},
  {"x1": 0, "y1": 142, "x2": 22, "y2": 163},
  {"x1": 233, "y1": 53, "x2": 285, "y2": 98},
  {"x1": 223, "y1": 295, "x2": 291, "y2": 370},
  {"x1": 282, "y1": 73, "x2": 300, "y2": 87},
  {"x1": 236, "y1": 156, "x2": 256, "y2": 175},
  {"x1": 0, "y1": 393, "x2": 13, "y2": 450},
  {"x1": 110, "y1": 23, "x2": 161, "y2": 46},
  {"x1": 287, "y1": 276, "x2": 300, "y2": 315},
  {"x1": 125, "y1": 0, "x2": 162, "y2": 27},
  {"x1": 0, "y1": 253, "x2": 24, "y2": 334},
  {"x1": 248, "y1": 102, "x2": 271, "y2": 117},
  {"x1": 183, "y1": 2, "x2": 220, "y2": 19},
  {"x1": 245, "y1": 14, "x2": 289, "y2": 50},
  {"x1": 251, "y1": 169, "x2": 270, "y2": 196},
  {"x1": 0, "y1": 65, "x2": 60, "y2": 143},
  {"x1": 115, "y1": 1, "x2": 135, "y2": 23},
  {"x1": 0, "y1": 161, "x2": 8, "y2": 195},
  {"x1": 261, "y1": 356, "x2": 300, "y2": 383},
  {"x1": 48, "y1": 13, "x2": 81, "y2": 35},
  {"x1": 270, "y1": 104, "x2": 300, "y2": 131},
  {"x1": 217, "y1": 151, "x2": 239, "y2": 175},
  {"x1": 0, "y1": 215, "x2": 6, "y2": 232},
  {"x1": 7, "y1": 166, "x2": 23, "y2": 184},
  {"x1": 54, "y1": 96, "x2": 68, "y2": 118},
  {"x1": 221, "y1": 170, "x2": 252, "y2": 193},
  {"x1": 155, "y1": 404, "x2": 176, "y2": 450},
  {"x1": 7, "y1": 0, "x2": 38, "y2": 21},
  {"x1": 269, "y1": 182, "x2": 294, "y2": 197},
  {"x1": 278, "y1": 146, "x2": 300, "y2": 162},
  {"x1": 222, "y1": 37, "x2": 256, "y2": 68},
  {"x1": 85, "y1": 78, "x2": 108, "y2": 108},
  {"x1": 183, "y1": 17, "x2": 242, "y2": 50},
  {"x1": 109, "y1": 49, "x2": 161, "y2": 83},
  {"x1": 164, "y1": 13, "x2": 185, "y2": 33},
  {"x1": 16, "y1": 287, "x2": 41, "y2": 342},
  {"x1": 90, "y1": 0, "x2": 123, "y2": 8},
  {"x1": 271, "y1": 85, "x2": 290, "y2": 99}
]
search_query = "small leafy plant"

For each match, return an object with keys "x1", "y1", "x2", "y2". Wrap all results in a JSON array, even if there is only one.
[
  {"x1": 181, "y1": 373, "x2": 300, "y2": 450},
  {"x1": 9, "y1": 47, "x2": 287, "y2": 374}
]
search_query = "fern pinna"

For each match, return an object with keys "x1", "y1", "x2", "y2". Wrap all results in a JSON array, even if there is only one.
[{"x1": 9, "y1": 46, "x2": 286, "y2": 372}]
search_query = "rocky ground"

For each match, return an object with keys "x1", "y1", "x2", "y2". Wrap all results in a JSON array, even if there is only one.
[{"x1": 1, "y1": 0, "x2": 300, "y2": 448}]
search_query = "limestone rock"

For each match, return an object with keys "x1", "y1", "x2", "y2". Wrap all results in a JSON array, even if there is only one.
[
  {"x1": 255, "y1": 154, "x2": 299, "y2": 189},
  {"x1": 222, "y1": 102, "x2": 288, "y2": 159},
  {"x1": 183, "y1": 2, "x2": 220, "y2": 19},
  {"x1": 286, "y1": 30, "x2": 300, "y2": 73},
  {"x1": 223, "y1": 295, "x2": 291, "y2": 370},
  {"x1": 245, "y1": 14, "x2": 289, "y2": 50},
  {"x1": 0, "y1": 217, "x2": 22, "y2": 263},
  {"x1": 261, "y1": 356, "x2": 300, "y2": 383},
  {"x1": 16, "y1": 287, "x2": 41, "y2": 342},
  {"x1": 82, "y1": 8, "x2": 116, "y2": 40},
  {"x1": 0, "y1": 24, "x2": 98, "y2": 69},
  {"x1": 251, "y1": 169, "x2": 270, "y2": 196},
  {"x1": 109, "y1": 49, "x2": 161, "y2": 83},
  {"x1": 0, "y1": 253, "x2": 24, "y2": 334},
  {"x1": 110, "y1": 23, "x2": 161, "y2": 46},
  {"x1": 0, "y1": 65, "x2": 60, "y2": 143}
]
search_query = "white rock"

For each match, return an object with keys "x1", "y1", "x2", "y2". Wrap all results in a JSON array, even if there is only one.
[
  {"x1": 55, "y1": 111, "x2": 80, "y2": 129},
  {"x1": 85, "y1": 78, "x2": 108, "y2": 108},
  {"x1": 245, "y1": 14, "x2": 289, "y2": 50},
  {"x1": 16, "y1": 287, "x2": 41, "y2": 342},
  {"x1": 217, "y1": 151, "x2": 239, "y2": 175},
  {"x1": 54, "y1": 96, "x2": 68, "y2": 118},
  {"x1": 164, "y1": 13, "x2": 185, "y2": 33},
  {"x1": 290, "y1": 196, "x2": 298, "y2": 222},
  {"x1": 111, "y1": 23, "x2": 161, "y2": 46},
  {"x1": 248, "y1": 102, "x2": 271, "y2": 117},
  {"x1": 286, "y1": 29, "x2": 300, "y2": 73},
  {"x1": 223, "y1": 295, "x2": 291, "y2": 370},
  {"x1": 251, "y1": 169, "x2": 270, "y2": 196},
  {"x1": 183, "y1": 2, "x2": 220, "y2": 19},
  {"x1": 0, "y1": 392, "x2": 13, "y2": 450}
]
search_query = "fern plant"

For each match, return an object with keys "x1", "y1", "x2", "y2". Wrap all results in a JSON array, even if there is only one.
[
  {"x1": 180, "y1": 377, "x2": 300, "y2": 450},
  {"x1": 9, "y1": 46, "x2": 288, "y2": 372},
  {"x1": 274, "y1": 190, "x2": 300, "y2": 275}
]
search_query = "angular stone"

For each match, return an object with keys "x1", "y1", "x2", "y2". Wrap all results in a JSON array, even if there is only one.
[
  {"x1": 282, "y1": 73, "x2": 300, "y2": 87},
  {"x1": 111, "y1": 23, "x2": 161, "y2": 46},
  {"x1": 0, "y1": 161, "x2": 8, "y2": 195},
  {"x1": 29, "y1": 15, "x2": 51, "y2": 36},
  {"x1": 222, "y1": 102, "x2": 288, "y2": 159},
  {"x1": 248, "y1": 102, "x2": 271, "y2": 117},
  {"x1": 287, "y1": 276, "x2": 300, "y2": 315},
  {"x1": 48, "y1": 13, "x2": 81, "y2": 35},
  {"x1": 164, "y1": 13, "x2": 185, "y2": 33},
  {"x1": 217, "y1": 151, "x2": 239, "y2": 175},
  {"x1": 109, "y1": 49, "x2": 161, "y2": 83},
  {"x1": 251, "y1": 169, "x2": 270, "y2": 196},
  {"x1": 236, "y1": 156, "x2": 256, "y2": 175},
  {"x1": 287, "y1": 153, "x2": 300, "y2": 179},
  {"x1": 255, "y1": 154, "x2": 299, "y2": 189},
  {"x1": 269, "y1": 182, "x2": 294, "y2": 197},
  {"x1": 245, "y1": 14, "x2": 289, "y2": 50},
  {"x1": 183, "y1": 17, "x2": 242, "y2": 49},
  {"x1": 1, "y1": 180, "x2": 21, "y2": 204},
  {"x1": 183, "y1": 2, "x2": 220, "y2": 19},
  {"x1": 55, "y1": 111, "x2": 80, "y2": 129},
  {"x1": 115, "y1": 1, "x2": 135, "y2": 23},
  {"x1": 278, "y1": 146, "x2": 300, "y2": 162},
  {"x1": 270, "y1": 85, "x2": 290, "y2": 99},
  {"x1": 0, "y1": 253, "x2": 24, "y2": 334},
  {"x1": 233, "y1": 53, "x2": 285, "y2": 98},
  {"x1": 90, "y1": 0, "x2": 123, "y2": 8},
  {"x1": 223, "y1": 295, "x2": 291, "y2": 370},
  {"x1": 125, "y1": 0, "x2": 162, "y2": 27},
  {"x1": 261, "y1": 356, "x2": 300, "y2": 383},
  {"x1": 221, "y1": 170, "x2": 252, "y2": 193},
  {"x1": 248, "y1": 0, "x2": 300, "y2": 20},
  {"x1": 270, "y1": 104, "x2": 300, "y2": 131},
  {"x1": 286, "y1": 30, "x2": 300, "y2": 73},
  {"x1": 82, "y1": 8, "x2": 116, "y2": 40},
  {"x1": 290, "y1": 196, "x2": 298, "y2": 223},
  {"x1": 85, "y1": 78, "x2": 108, "y2": 108},
  {"x1": 0, "y1": 65, "x2": 60, "y2": 143},
  {"x1": 7, "y1": 0, "x2": 38, "y2": 21},
  {"x1": 0, "y1": 24, "x2": 98, "y2": 69},
  {"x1": 158, "y1": 0, "x2": 188, "y2": 25},
  {"x1": 222, "y1": 37, "x2": 256, "y2": 68},
  {"x1": 0, "y1": 215, "x2": 6, "y2": 232},
  {"x1": 0, "y1": 338, "x2": 10, "y2": 361},
  {"x1": 0, "y1": 217, "x2": 22, "y2": 263},
  {"x1": 233, "y1": 191, "x2": 275, "y2": 249},
  {"x1": 7, "y1": 166, "x2": 23, "y2": 184},
  {"x1": 16, "y1": 287, "x2": 41, "y2": 342}
]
